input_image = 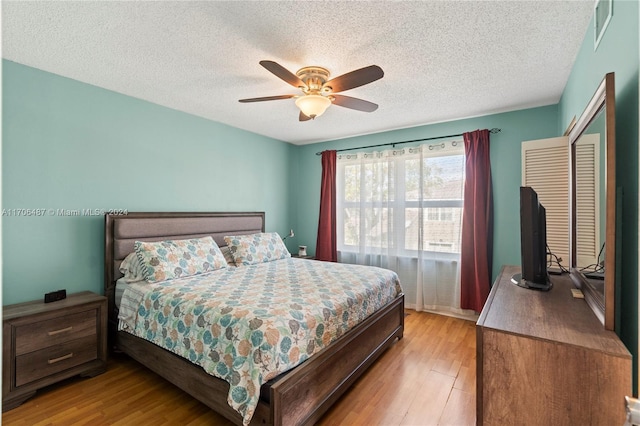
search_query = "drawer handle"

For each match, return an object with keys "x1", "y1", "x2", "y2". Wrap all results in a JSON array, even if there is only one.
[
  {"x1": 48, "y1": 353, "x2": 73, "y2": 364},
  {"x1": 47, "y1": 326, "x2": 73, "y2": 336}
]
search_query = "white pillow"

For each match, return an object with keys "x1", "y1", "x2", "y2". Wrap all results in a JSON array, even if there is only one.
[{"x1": 119, "y1": 252, "x2": 146, "y2": 283}]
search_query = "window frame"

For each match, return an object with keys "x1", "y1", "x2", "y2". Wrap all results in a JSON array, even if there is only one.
[{"x1": 337, "y1": 144, "x2": 465, "y2": 259}]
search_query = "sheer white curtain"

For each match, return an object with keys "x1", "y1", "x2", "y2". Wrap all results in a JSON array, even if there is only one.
[{"x1": 336, "y1": 141, "x2": 476, "y2": 318}]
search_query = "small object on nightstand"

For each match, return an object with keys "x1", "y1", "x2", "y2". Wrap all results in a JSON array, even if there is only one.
[
  {"x1": 44, "y1": 289, "x2": 67, "y2": 303},
  {"x1": 298, "y1": 245, "x2": 307, "y2": 257},
  {"x1": 571, "y1": 288, "x2": 584, "y2": 299}
]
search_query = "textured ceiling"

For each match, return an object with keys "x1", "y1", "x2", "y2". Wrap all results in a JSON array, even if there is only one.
[{"x1": 2, "y1": 1, "x2": 593, "y2": 145}]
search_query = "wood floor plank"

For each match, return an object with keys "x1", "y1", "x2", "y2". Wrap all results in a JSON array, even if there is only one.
[
  {"x1": 453, "y1": 361, "x2": 476, "y2": 394},
  {"x1": 399, "y1": 370, "x2": 455, "y2": 425},
  {"x1": 3, "y1": 310, "x2": 476, "y2": 426},
  {"x1": 438, "y1": 388, "x2": 475, "y2": 426}
]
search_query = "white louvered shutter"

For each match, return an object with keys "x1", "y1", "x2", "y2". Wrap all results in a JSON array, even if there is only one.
[
  {"x1": 521, "y1": 137, "x2": 569, "y2": 269},
  {"x1": 574, "y1": 133, "x2": 601, "y2": 268}
]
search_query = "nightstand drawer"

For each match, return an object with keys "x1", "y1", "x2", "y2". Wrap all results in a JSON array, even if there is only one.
[
  {"x1": 15, "y1": 335, "x2": 98, "y2": 386},
  {"x1": 15, "y1": 310, "x2": 97, "y2": 355}
]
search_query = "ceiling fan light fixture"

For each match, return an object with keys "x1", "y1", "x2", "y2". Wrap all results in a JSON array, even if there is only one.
[
  {"x1": 295, "y1": 94, "x2": 331, "y2": 119},
  {"x1": 240, "y1": 61, "x2": 384, "y2": 121}
]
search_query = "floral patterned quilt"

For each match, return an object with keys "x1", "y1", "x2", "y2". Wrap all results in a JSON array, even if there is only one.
[{"x1": 118, "y1": 257, "x2": 402, "y2": 425}]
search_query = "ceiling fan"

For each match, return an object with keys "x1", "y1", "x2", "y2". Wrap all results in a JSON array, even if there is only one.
[{"x1": 239, "y1": 60, "x2": 384, "y2": 121}]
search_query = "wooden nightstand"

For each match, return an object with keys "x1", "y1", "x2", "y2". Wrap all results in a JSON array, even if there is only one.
[
  {"x1": 2, "y1": 291, "x2": 107, "y2": 411},
  {"x1": 291, "y1": 254, "x2": 315, "y2": 259}
]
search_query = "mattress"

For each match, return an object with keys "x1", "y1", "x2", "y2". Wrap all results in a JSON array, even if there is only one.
[{"x1": 117, "y1": 257, "x2": 401, "y2": 425}]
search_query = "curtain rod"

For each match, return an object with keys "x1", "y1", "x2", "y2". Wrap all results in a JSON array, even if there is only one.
[{"x1": 315, "y1": 128, "x2": 502, "y2": 155}]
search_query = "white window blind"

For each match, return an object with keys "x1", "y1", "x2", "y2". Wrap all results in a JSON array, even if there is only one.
[{"x1": 521, "y1": 137, "x2": 569, "y2": 269}]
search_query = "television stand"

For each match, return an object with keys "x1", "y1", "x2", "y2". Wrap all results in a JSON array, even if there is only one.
[
  {"x1": 477, "y1": 266, "x2": 631, "y2": 425},
  {"x1": 510, "y1": 273, "x2": 553, "y2": 291}
]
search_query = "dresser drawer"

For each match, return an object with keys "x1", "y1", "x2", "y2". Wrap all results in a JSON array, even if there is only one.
[
  {"x1": 15, "y1": 309, "x2": 97, "y2": 355},
  {"x1": 15, "y1": 335, "x2": 98, "y2": 387}
]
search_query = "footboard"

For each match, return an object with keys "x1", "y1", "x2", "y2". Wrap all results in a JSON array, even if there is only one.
[{"x1": 269, "y1": 293, "x2": 405, "y2": 426}]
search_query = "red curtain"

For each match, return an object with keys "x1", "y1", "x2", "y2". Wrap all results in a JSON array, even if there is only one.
[
  {"x1": 316, "y1": 150, "x2": 338, "y2": 262},
  {"x1": 460, "y1": 129, "x2": 493, "y2": 312}
]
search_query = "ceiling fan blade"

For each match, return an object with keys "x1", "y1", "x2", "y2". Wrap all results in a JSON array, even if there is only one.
[
  {"x1": 238, "y1": 95, "x2": 295, "y2": 103},
  {"x1": 299, "y1": 111, "x2": 312, "y2": 121},
  {"x1": 260, "y1": 60, "x2": 307, "y2": 89},
  {"x1": 324, "y1": 65, "x2": 384, "y2": 93},
  {"x1": 331, "y1": 94, "x2": 378, "y2": 112}
]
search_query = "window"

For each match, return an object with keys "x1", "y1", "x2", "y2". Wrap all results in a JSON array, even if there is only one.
[{"x1": 337, "y1": 142, "x2": 465, "y2": 257}]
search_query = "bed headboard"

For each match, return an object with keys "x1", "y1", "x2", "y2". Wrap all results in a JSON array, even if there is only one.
[{"x1": 104, "y1": 212, "x2": 265, "y2": 326}]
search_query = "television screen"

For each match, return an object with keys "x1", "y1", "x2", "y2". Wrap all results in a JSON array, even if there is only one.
[{"x1": 511, "y1": 186, "x2": 552, "y2": 291}]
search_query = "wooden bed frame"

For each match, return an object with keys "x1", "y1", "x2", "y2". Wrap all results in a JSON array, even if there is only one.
[{"x1": 104, "y1": 212, "x2": 404, "y2": 426}]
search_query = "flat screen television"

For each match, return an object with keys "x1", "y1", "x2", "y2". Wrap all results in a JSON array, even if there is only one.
[{"x1": 511, "y1": 186, "x2": 552, "y2": 291}]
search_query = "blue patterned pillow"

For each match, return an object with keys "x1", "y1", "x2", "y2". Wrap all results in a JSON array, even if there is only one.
[
  {"x1": 221, "y1": 246, "x2": 236, "y2": 266},
  {"x1": 134, "y1": 236, "x2": 227, "y2": 283},
  {"x1": 223, "y1": 232, "x2": 291, "y2": 266}
]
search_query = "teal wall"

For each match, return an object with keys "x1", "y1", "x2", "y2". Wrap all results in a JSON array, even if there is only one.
[
  {"x1": 559, "y1": 0, "x2": 639, "y2": 388},
  {"x1": 2, "y1": 60, "x2": 296, "y2": 305},
  {"x1": 292, "y1": 105, "x2": 560, "y2": 288}
]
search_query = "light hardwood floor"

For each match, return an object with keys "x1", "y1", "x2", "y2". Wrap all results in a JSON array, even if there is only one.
[{"x1": 2, "y1": 310, "x2": 476, "y2": 426}]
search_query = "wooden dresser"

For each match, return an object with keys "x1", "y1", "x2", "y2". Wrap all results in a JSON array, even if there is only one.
[
  {"x1": 476, "y1": 265, "x2": 631, "y2": 425},
  {"x1": 3, "y1": 291, "x2": 107, "y2": 410}
]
